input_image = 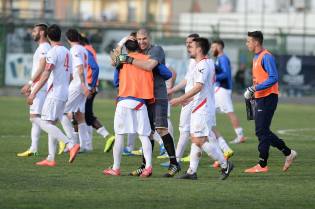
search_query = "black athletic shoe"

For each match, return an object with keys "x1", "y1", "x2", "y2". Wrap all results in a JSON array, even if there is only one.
[
  {"x1": 177, "y1": 172, "x2": 197, "y2": 180},
  {"x1": 220, "y1": 160, "x2": 234, "y2": 180},
  {"x1": 129, "y1": 164, "x2": 145, "y2": 176},
  {"x1": 163, "y1": 163, "x2": 181, "y2": 177}
]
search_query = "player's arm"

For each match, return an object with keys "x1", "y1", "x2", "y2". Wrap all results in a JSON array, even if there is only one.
[
  {"x1": 170, "y1": 82, "x2": 203, "y2": 106},
  {"x1": 27, "y1": 64, "x2": 52, "y2": 105},
  {"x1": 77, "y1": 64, "x2": 90, "y2": 97},
  {"x1": 21, "y1": 57, "x2": 46, "y2": 96},
  {"x1": 215, "y1": 58, "x2": 229, "y2": 81},
  {"x1": 168, "y1": 79, "x2": 187, "y2": 95},
  {"x1": 87, "y1": 51, "x2": 99, "y2": 90}
]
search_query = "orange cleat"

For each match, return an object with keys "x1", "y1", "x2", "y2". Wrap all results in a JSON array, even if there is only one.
[
  {"x1": 36, "y1": 159, "x2": 56, "y2": 167},
  {"x1": 103, "y1": 168, "x2": 121, "y2": 176},
  {"x1": 244, "y1": 164, "x2": 269, "y2": 173},
  {"x1": 212, "y1": 161, "x2": 220, "y2": 169},
  {"x1": 140, "y1": 166, "x2": 152, "y2": 178},
  {"x1": 69, "y1": 144, "x2": 80, "y2": 163}
]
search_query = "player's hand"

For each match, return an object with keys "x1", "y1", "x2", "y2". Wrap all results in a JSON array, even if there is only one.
[
  {"x1": 118, "y1": 54, "x2": 134, "y2": 64},
  {"x1": 21, "y1": 84, "x2": 31, "y2": 96},
  {"x1": 167, "y1": 88, "x2": 174, "y2": 95},
  {"x1": 170, "y1": 97, "x2": 182, "y2": 106},
  {"x1": 81, "y1": 84, "x2": 90, "y2": 97},
  {"x1": 182, "y1": 97, "x2": 193, "y2": 106},
  {"x1": 244, "y1": 86, "x2": 255, "y2": 99},
  {"x1": 27, "y1": 94, "x2": 35, "y2": 105}
]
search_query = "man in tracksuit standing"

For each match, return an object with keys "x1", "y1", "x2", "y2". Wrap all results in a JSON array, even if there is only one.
[{"x1": 244, "y1": 31, "x2": 297, "y2": 173}]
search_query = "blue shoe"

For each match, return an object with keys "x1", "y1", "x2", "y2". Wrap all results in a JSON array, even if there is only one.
[
  {"x1": 160, "y1": 161, "x2": 170, "y2": 168},
  {"x1": 159, "y1": 144, "x2": 166, "y2": 156},
  {"x1": 122, "y1": 147, "x2": 134, "y2": 156}
]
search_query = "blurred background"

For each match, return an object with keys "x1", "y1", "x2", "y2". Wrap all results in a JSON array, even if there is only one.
[{"x1": 0, "y1": 0, "x2": 315, "y2": 97}]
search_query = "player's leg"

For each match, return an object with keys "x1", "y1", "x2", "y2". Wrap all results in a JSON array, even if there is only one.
[
  {"x1": 36, "y1": 134, "x2": 57, "y2": 167},
  {"x1": 227, "y1": 112, "x2": 246, "y2": 144}
]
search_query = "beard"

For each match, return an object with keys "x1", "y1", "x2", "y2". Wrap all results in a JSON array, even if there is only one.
[
  {"x1": 33, "y1": 34, "x2": 40, "y2": 42},
  {"x1": 212, "y1": 48, "x2": 219, "y2": 57}
]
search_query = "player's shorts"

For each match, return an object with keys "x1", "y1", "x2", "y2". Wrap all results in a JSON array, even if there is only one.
[
  {"x1": 64, "y1": 90, "x2": 86, "y2": 113},
  {"x1": 147, "y1": 98, "x2": 168, "y2": 130},
  {"x1": 190, "y1": 112, "x2": 216, "y2": 138},
  {"x1": 114, "y1": 102, "x2": 151, "y2": 136},
  {"x1": 41, "y1": 98, "x2": 66, "y2": 121},
  {"x1": 29, "y1": 90, "x2": 46, "y2": 115},
  {"x1": 215, "y1": 87, "x2": 234, "y2": 113},
  {"x1": 179, "y1": 102, "x2": 193, "y2": 133}
]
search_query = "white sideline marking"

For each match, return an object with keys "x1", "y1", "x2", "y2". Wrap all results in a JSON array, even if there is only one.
[{"x1": 277, "y1": 128, "x2": 315, "y2": 139}]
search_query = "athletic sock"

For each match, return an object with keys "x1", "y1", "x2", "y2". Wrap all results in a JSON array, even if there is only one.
[
  {"x1": 176, "y1": 131, "x2": 190, "y2": 161},
  {"x1": 142, "y1": 139, "x2": 154, "y2": 165},
  {"x1": 30, "y1": 122, "x2": 41, "y2": 152},
  {"x1": 78, "y1": 123, "x2": 89, "y2": 149},
  {"x1": 167, "y1": 118, "x2": 174, "y2": 137},
  {"x1": 86, "y1": 125, "x2": 93, "y2": 150},
  {"x1": 217, "y1": 136, "x2": 231, "y2": 153},
  {"x1": 201, "y1": 141, "x2": 227, "y2": 168},
  {"x1": 113, "y1": 134, "x2": 124, "y2": 170},
  {"x1": 259, "y1": 158, "x2": 268, "y2": 168},
  {"x1": 153, "y1": 131, "x2": 163, "y2": 145},
  {"x1": 96, "y1": 126, "x2": 109, "y2": 138},
  {"x1": 234, "y1": 127, "x2": 244, "y2": 138},
  {"x1": 60, "y1": 115, "x2": 74, "y2": 139},
  {"x1": 47, "y1": 134, "x2": 57, "y2": 161},
  {"x1": 161, "y1": 133, "x2": 178, "y2": 165},
  {"x1": 139, "y1": 135, "x2": 152, "y2": 168},
  {"x1": 187, "y1": 143, "x2": 201, "y2": 174}
]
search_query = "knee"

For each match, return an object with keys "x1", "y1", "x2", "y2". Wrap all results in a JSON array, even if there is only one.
[{"x1": 156, "y1": 128, "x2": 168, "y2": 136}]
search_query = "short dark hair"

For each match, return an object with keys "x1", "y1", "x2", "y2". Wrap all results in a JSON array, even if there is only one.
[
  {"x1": 66, "y1": 28, "x2": 80, "y2": 42},
  {"x1": 35, "y1": 23, "x2": 48, "y2": 37},
  {"x1": 125, "y1": 39, "x2": 139, "y2": 52},
  {"x1": 248, "y1": 31, "x2": 263, "y2": 45},
  {"x1": 79, "y1": 34, "x2": 90, "y2": 45},
  {"x1": 212, "y1": 38, "x2": 224, "y2": 48},
  {"x1": 187, "y1": 33, "x2": 199, "y2": 38},
  {"x1": 193, "y1": 37, "x2": 210, "y2": 55},
  {"x1": 47, "y1": 24, "x2": 61, "y2": 42}
]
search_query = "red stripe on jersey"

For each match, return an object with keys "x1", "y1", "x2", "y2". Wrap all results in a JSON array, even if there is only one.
[
  {"x1": 215, "y1": 87, "x2": 220, "y2": 93},
  {"x1": 47, "y1": 84, "x2": 53, "y2": 93},
  {"x1": 134, "y1": 102, "x2": 144, "y2": 110},
  {"x1": 45, "y1": 63, "x2": 54, "y2": 71},
  {"x1": 192, "y1": 98, "x2": 207, "y2": 113}
]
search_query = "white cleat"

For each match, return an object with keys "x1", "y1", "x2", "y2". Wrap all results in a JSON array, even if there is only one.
[{"x1": 283, "y1": 150, "x2": 297, "y2": 172}]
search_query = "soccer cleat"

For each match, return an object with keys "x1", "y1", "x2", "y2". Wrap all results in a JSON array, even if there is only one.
[
  {"x1": 283, "y1": 150, "x2": 297, "y2": 172},
  {"x1": 103, "y1": 168, "x2": 121, "y2": 176},
  {"x1": 17, "y1": 150, "x2": 39, "y2": 157},
  {"x1": 244, "y1": 164, "x2": 269, "y2": 173},
  {"x1": 163, "y1": 163, "x2": 181, "y2": 177},
  {"x1": 177, "y1": 172, "x2": 197, "y2": 180},
  {"x1": 157, "y1": 152, "x2": 169, "y2": 159},
  {"x1": 131, "y1": 149, "x2": 143, "y2": 156},
  {"x1": 104, "y1": 135, "x2": 115, "y2": 152},
  {"x1": 129, "y1": 165, "x2": 145, "y2": 176},
  {"x1": 159, "y1": 144, "x2": 166, "y2": 156},
  {"x1": 69, "y1": 144, "x2": 80, "y2": 163},
  {"x1": 140, "y1": 166, "x2": 153, "y2": 177},
  {"x1": 212, "y1": 161, "x2": 220, "y2": 169},
  {"x1": 230, "y1": 136, "x2": 246, "y2": 144},
  {"x1": 181, "y1": 155, "x2": 190, "y2": 162},
  {"x1": 122, "y1": 147, "x2": 134, "y2": 156},
  {"x1": 223, "y1": 149, "x2": 234, "y2": 159},
  {"x1": 58, "y1": 141, "x2": 66, "y2": 155},
  {"x1": 36, "y1": 159, "x2": 56, "y2": 167},
  {"x1": 220, "y1": 160, "x2": 234, "y2": 180}
]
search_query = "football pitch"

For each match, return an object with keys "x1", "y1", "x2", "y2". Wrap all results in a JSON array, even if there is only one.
[{"x1": 0, "y1": 96, "x2": 314, "y2": 209}]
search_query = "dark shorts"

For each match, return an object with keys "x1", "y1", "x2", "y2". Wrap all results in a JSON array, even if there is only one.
[
  {"x1": 85, "y1": 91, "x2": 97, "y2": 126},
  {"x1": 147, "y1": 98, "x2": 168, "y2": 130}
]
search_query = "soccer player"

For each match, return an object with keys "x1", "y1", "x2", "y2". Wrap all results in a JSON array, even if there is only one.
[
  {"x1": 211, "y1": 39, "x2": 245, "y2": 145},
  {"x1": 244, "y1": 31, "x2": 297, "y2": 173},
  {"x1": 171, "y1": 37, "x2": 234, "y2": 180},
  {"x1": 61, "y1": 29, "x2": 91, "y2": 152},
  {"x1": 79, "y1": 34, "x2": 115, "y2": 152},
  {"x1": 18, "y1": 23, "x2": 51, "y2": 157},
  {"x1": 118, "y1": 28, "x2": 180, "y2": 177},
  {"x1": 27, "y1": 24, "x2": 80, "y2": 166},
  {"x1": 103, "y1": 39, "x2": 153, "y2": 177}
]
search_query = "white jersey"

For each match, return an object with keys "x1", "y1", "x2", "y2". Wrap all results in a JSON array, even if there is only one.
[
  {"x1": 69, "y1": 44, "x2": 88, "y2": 92},
  {"x1": 184, "y1": 59, "x2": 196, "y2": 93},
  {"x1": 31, "y1": 42, "x2": 51, "y2": 92},
  {"x1": 190, "y1": 58, "x2": 215, "y2": 115},
  {"x1": 45, "y1": 45, "x2": 72, "y2": 102}
]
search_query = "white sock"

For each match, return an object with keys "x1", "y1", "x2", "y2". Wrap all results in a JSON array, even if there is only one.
[
  {"x1": 113, "y1": 134, "x2": 124, "y2": 170},
  {"x1": 203, "y1": 135, "x2": 227, "y2": 168},
  {"x1": 139, "y1": 135, "x2": 152, "y2": 168},
  {"x1": 96, "y1": 126, "x2": 109, "y2": 138},
  {"x1": 234, "y1": 127, "x2": 244, "y2": 138},
  {"x1": 86, "y1": 126, "x2": 93, "y2": 151},
  {"x1": 167, "y1": 118, "x2": 174, "y2": 138},
  {"x1": 127, "y1": 133, "x2": 136, "y2": 151},
  {"x1": 60, "y1": 115, "x2": 74, "y2": 139},
  {"x1": 187, "y1": 143, "x2": 202, "y2": 174},
  {"x1": 32, "y1": 117, "x2": 70, "y2": 145},
  {"x1": 217, "y1": 136, "x2": 231, "y2": 153},
  {"x1": 175, "y1": 131, "x2": 190, "y2": 161},
  {"x1": 47, "y1": 134, "x2": 57, "y2": 161},
  {"x1": 153, "y1": 131, "x2": 163, "y2": 145},
  {"x1": 78, "y1": 123, "x2": 89, "y2": 149},
  {"x1": 30, "y1": 122, "x2": 41, "y2": 152}
]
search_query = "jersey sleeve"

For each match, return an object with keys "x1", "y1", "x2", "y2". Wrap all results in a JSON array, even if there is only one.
[
  {"x1": 194, "y1": 62, "x2": 208, "y2": 84},
  {"x1": 216, "y1": 56, "x2": 230, "y2": 81},
  {"x1": 39, "y1": 45, "x2": 50, "y2": 59},
  {"x1": 149, "y1": 46, "x2": 165, "y2": 64},
  {"x1": 71, "y1": 48, "x2": 84, "y2": 68}
]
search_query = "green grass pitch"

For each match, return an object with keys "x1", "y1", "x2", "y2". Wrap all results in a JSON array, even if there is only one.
[{"x1": 0, "y1": 96, "x2": 314, "y2": 209}]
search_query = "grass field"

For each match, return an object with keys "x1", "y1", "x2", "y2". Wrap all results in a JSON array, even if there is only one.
[{"x1": 0, "y1": 96, "x2": 315, "y2": 209}]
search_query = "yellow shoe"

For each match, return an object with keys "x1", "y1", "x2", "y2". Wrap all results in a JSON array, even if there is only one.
[
  {"x1": 181, "y1": 155, "x2": 190, "y2": 162},
  {"x1": 17, "y1": 150, "x2": 38, "y2": 157},
  {"x1": 157, "y1": 153, "x2": 169, "y2": 159},
  {"x1": 104, "y1": 135, "x2": 115, "y2": 152},
  {"x1": 223, "y1": 149, "x2": 234, "y2": 159},
  {"x1": 58, "y1": 141, "x2": 66, "y2": 155},
  {"x1": 131, "y1": 149, "x2": 143, "y2": 156}
]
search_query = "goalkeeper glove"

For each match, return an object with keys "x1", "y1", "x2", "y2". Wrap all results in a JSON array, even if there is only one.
[{"x1": 244, "y1": 86, "x2": 255, "y2": 99}]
